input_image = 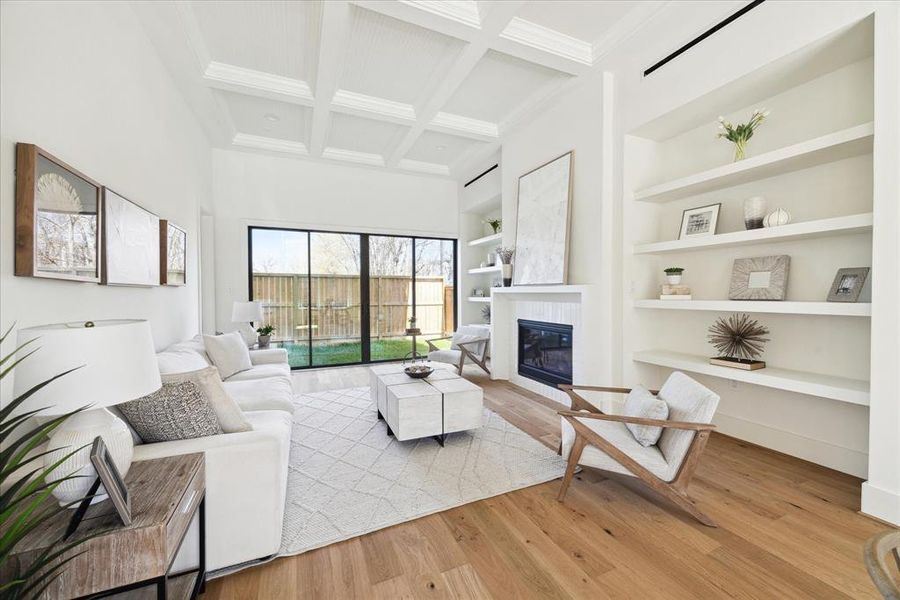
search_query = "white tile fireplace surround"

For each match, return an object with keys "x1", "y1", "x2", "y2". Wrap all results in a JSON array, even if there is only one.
[{"x1": 490, "y1": 286, "x2": 601, "y2": 405}]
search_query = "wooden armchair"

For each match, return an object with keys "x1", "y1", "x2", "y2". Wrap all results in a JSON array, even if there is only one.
[
  {"x1": 426, "y1": 325, "x2": 490, "y2": 376},
  {"x1": 556, "y1": 371, "x2": 720, "y2": 527},
  {"x1": 864, "y1": 530, "x2": 900, "y2": 599}
]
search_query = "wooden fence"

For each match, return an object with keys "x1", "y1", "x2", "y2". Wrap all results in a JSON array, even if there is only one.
[{"x1": 252, "y1": 273, "x2": 453, "y2": 342}]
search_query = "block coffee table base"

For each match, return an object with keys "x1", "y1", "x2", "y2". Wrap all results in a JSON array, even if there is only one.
[{"x1": 380, "y1": 409, "x2": 447, "y2": 447}]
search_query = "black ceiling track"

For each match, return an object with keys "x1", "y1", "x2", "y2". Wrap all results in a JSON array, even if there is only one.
[
  {"x1": 464, "y1": 163, "x2": 498, "y2": 188},
  {"x1": 643, "y1": 0, "x2": 766, "y2": 78}
]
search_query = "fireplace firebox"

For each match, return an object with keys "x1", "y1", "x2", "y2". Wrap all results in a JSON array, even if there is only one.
[{"x1": 517, "y1": 319, "x2": 573, "y2": 387}]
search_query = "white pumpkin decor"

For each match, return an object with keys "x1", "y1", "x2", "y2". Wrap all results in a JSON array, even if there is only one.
[{"x1": 763, "y1": 208, "x2": 792, "y2": 228}]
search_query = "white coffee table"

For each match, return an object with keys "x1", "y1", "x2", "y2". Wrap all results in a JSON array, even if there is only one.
[{"x1": 369, "y1": 363, "x2": 483, "y2": 445}]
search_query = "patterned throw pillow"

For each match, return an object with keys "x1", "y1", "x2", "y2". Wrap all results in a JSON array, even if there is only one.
[
  {"x1": 117, "y1": 380, "x2": 223, "y2": 443},
  {"x1": 623, "y1": 385, "x2": 669, "y2": 447}
]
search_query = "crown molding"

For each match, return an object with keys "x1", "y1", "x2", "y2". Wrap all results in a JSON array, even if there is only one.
[
  {"x1": 399, "y1": 1, "x2": 480, "y2": 29},
  {"x1": 232, "y1": 133, "x2": 308, "y2": 156},
  {"x1": 499, "y1": 18, "x2": 593, "y2": 66},
  {"x1": 331, "y1": 89, "x2": 417, "y2": 123},
  {"x1": 398, "y1": 158, "x2": 451, "y2": 176},
  {"x1": 591, "y1": 1, "x2": 669, "y2": 65},
  {"x1": 322, "y1": 147, "x2": 385, "y2": 167},
  {"x1": 204, "y1": 62, "x2": 314, "y2": 105},
  {"x1": 429, "y1": 112, "x2": 499, "y2": 140}
]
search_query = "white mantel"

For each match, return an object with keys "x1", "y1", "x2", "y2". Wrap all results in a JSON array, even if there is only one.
[{"x1": 490, "y1": 285, "x2": 601, "y2": 405}]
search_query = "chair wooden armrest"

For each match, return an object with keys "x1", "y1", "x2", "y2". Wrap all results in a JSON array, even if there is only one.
[
  {"x1": 558, "y1": 410, "x2": 716, "y2": 432},
  {"x1": 558, "y1": 384, "x2": 659, "y2": 414},
  {"x1": 425, "y1": 336, "x2": 453, "y2": 351},
  {"x1": 456, "y1": 337, "x2": 489, "y2": 349}
]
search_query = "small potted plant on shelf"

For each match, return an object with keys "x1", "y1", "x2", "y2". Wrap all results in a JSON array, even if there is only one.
[
  {"x1": 495, "y1": 247, "x2": 515, "y2": 287},
  {"x1": 256, "y1": 324, "x2": 275, "y2": 348},
  {"x1": 664, "y1": 267, "x2": 685, "y2": 284},
  {"x1": 485, "y1": 218, "x2": 502, "y2": 234},
  {"x1": 717, "y1": 108, "x2": 769, "y2": 161}
]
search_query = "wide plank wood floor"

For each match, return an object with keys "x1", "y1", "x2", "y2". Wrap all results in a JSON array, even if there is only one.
[{"x1": 205, "y1": 365, "x2": 889, "y2": 599}]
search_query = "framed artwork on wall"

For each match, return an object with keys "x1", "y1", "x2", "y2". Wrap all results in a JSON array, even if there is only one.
[
  {"x1": 102, "y1": 189, "x2": 160, "y2": 286},
  {"x1": 160, "y1": 220, "x2": 187, "y2": 286},
  {"x1": 512, "y1": 151, "x2": 574, "y2": 286},
  {"x1": 15, "y1": 143, "x2": 103, "y2": 282},
  {"x1": 679, "y1": 203, "x2": 721, "y2": 239},
  {"x1": 728, "y1": 255, "x2": 790, "y2": 300}
]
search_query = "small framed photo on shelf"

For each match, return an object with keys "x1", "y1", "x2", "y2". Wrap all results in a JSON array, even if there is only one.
[
  {"x1": 728, "y1": 255, "x2": 790, "y2": 301},
  {"x1": 678, "y1": 203, "x2": 721, "y2": 239},
  {"x1": 827, "y1": 267, "x2": 869, "y2": 302},
  {"x1": 90, "y1": 436, "x2": 131, "y2": 526}
]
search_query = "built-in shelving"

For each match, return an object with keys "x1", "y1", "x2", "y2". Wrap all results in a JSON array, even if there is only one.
[
  {"x1": 633, "y1": 123, "x2": 874, "y2": 204},
  {"x1": 633, "y1": 213, "x2": 873, "y2": 255},
  {"x1": 467, "y1": 265, "x2": 501, "y2": 275},
  {"x1": 633, "y1": 349, "x2": 869, "y2": 406},
  {"x1": 467, "y1": 296, "x2": 491, "y2": 303},
  {"x1": 633, "y1": 299, "x2": 871, "y2": 317},
  {"x1": 467, "y1": 232, "x2": 502, "y2": 247}
]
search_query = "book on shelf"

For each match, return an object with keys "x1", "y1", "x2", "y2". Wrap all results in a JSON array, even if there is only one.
[{"x1": 660, "y1": 294, "x2": 692, "y2": 300}]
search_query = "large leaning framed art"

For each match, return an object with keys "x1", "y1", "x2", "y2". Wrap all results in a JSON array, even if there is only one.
[{"x1": 512, "y1": 151, "x2": 574, "y2": 286}]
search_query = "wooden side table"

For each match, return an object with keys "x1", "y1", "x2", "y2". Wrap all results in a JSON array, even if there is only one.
[{"x1": 4, "y1": 453, "x2": 206, "y2": 600}]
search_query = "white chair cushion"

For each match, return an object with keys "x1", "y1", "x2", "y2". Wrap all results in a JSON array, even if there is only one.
[
  {"x1": 204, "y1": 332, "x2": 253, "y2": 379},
  {"x1": 560, "y1": 415, "x2": 672, "y2": 481},
  {"x1": 450, "y1": 325, "x2": 489, "y2": 357},
  {"x1": 656, "y1": 371, "x2": 719, "y2": 469},
  {"x1": 623, "y1": 385, "x2": 669, "y2": 447},
  {"x1": 428, "y1": 349, "x2": 462, "y2": 365}
]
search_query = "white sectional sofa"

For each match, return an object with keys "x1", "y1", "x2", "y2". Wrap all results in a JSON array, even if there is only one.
[{"x1": 133, "y1": 336, "x2": 294, "y2": 571}]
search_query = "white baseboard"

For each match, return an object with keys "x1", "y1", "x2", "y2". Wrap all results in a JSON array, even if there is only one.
[
  {"x1": 713, "y1": 413, "x2": 868, "y2": 478},
  {"x1": 861, "y1": 482, "x2": 900, "y2": 526}
]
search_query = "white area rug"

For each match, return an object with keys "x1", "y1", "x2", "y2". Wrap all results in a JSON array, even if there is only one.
[{"x1": 279, "y1": 385, "x2": 567, "y2": 556}]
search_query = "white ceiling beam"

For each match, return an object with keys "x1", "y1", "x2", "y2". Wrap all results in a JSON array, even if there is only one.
[
  {"x1": 496, "y1": 18, "x2": 593, "y2": 73},
  {"x1": 427, "y1": 112, "x2": 498, "y2": 142},
  {"x1": 330, "y1": 89, "x2": 417, "y2": 124},
  {"x1": 398, "y1": 158, "x2": 451, "y2": 176},
  {"x1": 203, "y1": 62, "x2": 314, "y2": 106},
  {"x1": 232, "y1": 133, "x2": 308, "y2": 156},
  {"x1": 349, "y1": 0, "x2": 480, "y2": 42},
  {"x1": 592, "y1": 1, "x2": 669, "y2": 66},
  {"x1": 309, "y1": 1, "x2": 352, "y2": 157},
  {"x1": 386, "y1": 1, "x2": 525, "y2": 168},
  {"x1": 322, "y1": 147, "x2": 385, "y2": 167}
]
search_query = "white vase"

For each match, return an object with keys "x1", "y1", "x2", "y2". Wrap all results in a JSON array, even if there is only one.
[
  {"x1": 666, "y1": 274, "x2": 682, "y2": 284},
  {"x1": 744, "y1": 196, "x2": 767, "y2": 230},
  {"x1": 763, "y1": 208, "x2": 792, "y2": 227},
  {"x1": 501, "y1": 263, "x2": 513, "y2": 286}
]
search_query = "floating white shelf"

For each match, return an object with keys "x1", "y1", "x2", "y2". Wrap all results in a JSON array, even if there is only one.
[
  {"x1": 633, "y1": 349, "x2": 869, "y2": 406},
  {"x1": 633, "y1": 213, "x2": 873, "y2": 255},
  {"x1": 633, "y1": 123, "x2": 874, "y2": 203},
  {"x1": 467, "y1": 233, "x2": 502, "y2": 247},
  {"x1": 467, "y1": 296, "x2": 491, "y2": 303},
  {"x1": 633, "y1": 299, "x2": 872, "y2": 317},
  {"x1": 467, "y1": 265, "x2": 501, "y2": 275}
]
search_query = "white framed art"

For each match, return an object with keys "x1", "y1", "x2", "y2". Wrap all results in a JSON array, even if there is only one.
[
  {"x1": 679, "y1": 203, "x2": 721, "y2": 239},
  {"x1": 102, "y1": 188, "x2": 160, "y2": 286}
]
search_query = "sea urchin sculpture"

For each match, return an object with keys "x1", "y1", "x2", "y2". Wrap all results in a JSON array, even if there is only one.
[{"x1": 707, "y1": 313, "x2": 770, "y2": 361}]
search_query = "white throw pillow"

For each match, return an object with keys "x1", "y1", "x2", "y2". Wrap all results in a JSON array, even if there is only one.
[
  {"x1": 161, "y1": 367, "x2": 252, "y2": 433},
  {"x1": 203, "y1": 332, "x2": 253, "y2": 380},
  {"x1": 623, "y1": 385, "x2": 669, "y2": 447},
  {"x1": 450, "y1": 333, "x2": 485, "y2": 355}
]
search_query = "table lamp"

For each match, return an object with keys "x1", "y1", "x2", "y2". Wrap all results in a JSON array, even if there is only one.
[
  {"x1": 13, "y1": 319, "x2": 161, "y2": 506},
  {"x1": 232, "y1": 300, "x2": 263, "y2": 346}
]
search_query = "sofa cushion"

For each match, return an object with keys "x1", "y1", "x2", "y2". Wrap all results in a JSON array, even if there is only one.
[
  {"x1": 157, "y1": 349, "x2": 209, "y2": 375},
  {"x1": 225, "y1": 362, "x2": 290, "y2": 382},
  {"x1": 223, "y1": 377, "x2": 295, "y2": 414},
  {"x1": 204, "y1": 332, "x2": 253, "y2": 379},
  {"x1": 118, "y1": 380, "x2": 223, "y2": 443},
  {"x1": 162, "y1": 367, "x2": 252, "y2": 433}
]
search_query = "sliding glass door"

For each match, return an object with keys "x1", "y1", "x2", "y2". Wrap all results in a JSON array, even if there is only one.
[{"x1": 249, "y1": 226, "x2": 456, "y2": 369}]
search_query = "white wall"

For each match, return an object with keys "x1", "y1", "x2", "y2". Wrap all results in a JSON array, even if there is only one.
[
  {"x1": 210, "y1": 149, "x2": 459, "y2": 333},
  {"x1": 0, "y1": 1, "x2": 210, "y2": 370}
]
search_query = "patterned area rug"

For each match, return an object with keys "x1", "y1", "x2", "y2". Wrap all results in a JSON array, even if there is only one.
[{"x1": 280, "y1": 385, "x2": 567, "y2": 556}]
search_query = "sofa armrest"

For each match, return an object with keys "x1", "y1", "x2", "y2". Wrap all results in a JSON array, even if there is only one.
[{"x1": 249, "y1": 347, "x2": 288, "y2": 365}]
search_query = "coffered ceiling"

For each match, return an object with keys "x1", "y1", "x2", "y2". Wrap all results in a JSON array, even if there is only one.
[{"x1": 134, "y1": 1, "x2": 664, "y2": 179}]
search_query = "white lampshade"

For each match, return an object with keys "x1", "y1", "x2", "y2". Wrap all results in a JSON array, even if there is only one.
[
  {"x1": 232, "y1": 301, "x2": 263, "y2": 322},
  {"x1": 13, "y1": 319, "x2": 161, "y2": 415}
]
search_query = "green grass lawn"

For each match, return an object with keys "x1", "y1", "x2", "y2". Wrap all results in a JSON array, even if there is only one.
[{"x1": 278, "y1": 337, "x2": 451, "y2": 368}]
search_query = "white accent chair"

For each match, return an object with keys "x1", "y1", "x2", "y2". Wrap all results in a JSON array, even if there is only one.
[
  {"x1": 426, "y1": 325, "x2": 490, "y2": 376},
  {"x1": 557, "y1": 371, "x2": 720, "y2": 526}
]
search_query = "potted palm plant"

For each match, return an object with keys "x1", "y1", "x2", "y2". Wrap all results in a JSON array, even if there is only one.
[{"x1": 256, "y1": 324, "x2": 275, "y2": 348}]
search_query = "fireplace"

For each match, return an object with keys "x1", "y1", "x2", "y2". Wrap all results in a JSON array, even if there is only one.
[{"x1": 517, "y1": 319, "x2": 573, "y2": 388}]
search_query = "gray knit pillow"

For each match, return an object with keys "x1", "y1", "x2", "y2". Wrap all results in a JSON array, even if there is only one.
[
  {"x1": 623, "y1": 385, "x2": 669, "y2": 447},
  {"x1": 118, "y1": 381, "x2": 223, "y2": 443}
]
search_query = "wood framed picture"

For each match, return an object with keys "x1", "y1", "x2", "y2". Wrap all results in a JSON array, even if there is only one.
[
  {"x1": 728, "y1": 255, "x2": 791, "y2": 300},
  {"x1": 90, "y1": 436, "x2": 131, "y2": 526},
  {"x1": 159, "y1": 220, "x2": 187, "y2": 286},
  {"x1": 679, "y1": 203, "x2": 721, "y2": 239},
  {"x1": 827, "y1": 267, "x2": 869, "y2": 302},
  {"x1": 15, "y1": 143, "x2": 103, "y2": 282},
  {"x1": 513, "y1": 151, "x2": 574, "y2": 286},
  {"x1": 102, "y1": 189, "x2": 160, "y2": 286}
]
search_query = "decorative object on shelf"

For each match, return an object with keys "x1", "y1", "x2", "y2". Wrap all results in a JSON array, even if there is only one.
[
  {"x1": 15, "y1": 143, "x2": 102, "y2": 282},
  {"x1": 256, "y1": 324, "x2": 275, "y2": 347},
  {"x1": 743, "y1": 196, "x2": 767, "y2": 230},
  {"x1": 491, "y1": 279, "x2": 502, "y2": 288},
  {"x1": 729, "y1": 255, "x2": 790, "y2": 300},
  {"x1": 232, "y1": 301, "x2": 263, "y2": 346},
  {"x1": 473, "y1": 288, "x2": 485, "y2": 297},
  {"x1": 87, "y1": 436, "x2": 131, "y2": 526},
  {"x1": 485, "y1": 218, "x2": 502, "y2": 234},
  {"x1": 664, "y1": 267, "x2": 684, "y2": 285},
  {"x1": 403, "y1": 364, "x2": 434, "y2": 379},
  {"x1": 405, "y1": 316, "x2": 423, "y2": 362},
  {"x1": 763, "y1": 208, "x2": 792, "y2": 228},
  {"x1": 496, "y1": 246, "x2": 515, "y2": 286},
  {"x1": 102, "y1": 188, "x2": 160, "y2": 286},
  {"x1": 679, "y1": 203, "x2": 721, "y2": 239},
  {"x1": 717, "y1": 108, "x2": 769, "y2": 161},
  {"x1": 827, "y1": 267, "x2": 869, "y2": 302},
  {"x1": 481, "y1": 305, "x2": 491, "y2": 324},
  {"x1": 707, "y1": 313, "x2": 770, "y2": 370},
  {"x1": 660, "y1": 284, "x2": 692, "y2": 300},
  {"x1": 486, "y1": 252, "x2": 496, "y2": 266},
  {"x1": 479, "y1": 261, "x2": 488, "y2": 268},
  {"x1": 513, "y1": 151, "x2": 573, "y2": 285},
  {"x1": 12, "y1": 320, "x2": 162, "y2": 506},
  {"x1": 160, "y1": 220, "x2": 186, "y2": 285}
]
